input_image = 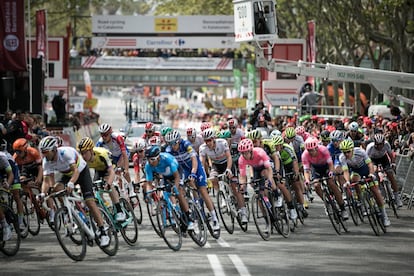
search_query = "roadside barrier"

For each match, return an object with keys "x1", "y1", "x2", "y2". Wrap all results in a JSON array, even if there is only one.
[{"x1": 396, "y1": 153, "x2": 414, "y2": 209}]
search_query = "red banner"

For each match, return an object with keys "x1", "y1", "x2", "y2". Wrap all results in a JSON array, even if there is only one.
[
  {"x1": 307, "y1": 20, "x2": 316, "y2": 86},
  {"x1": 0, "y1": 0, "x2": 26, "y2": 71},
  {"x1": 36, "y1": 9, "x2": 46, "y2": 58}
]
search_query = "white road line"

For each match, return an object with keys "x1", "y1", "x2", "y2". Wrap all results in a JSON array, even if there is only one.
[
  {"x1": 409, "y1": 229, "x2": 414, "y2": 233},
  {"x1": 204, "y1": 242, "x2": 212, "y2": 248},
  {"x1": 216, "y1": 237, "x2": 231, "y2": 248},
  {"x1": 229, "y1": 254, "x2": 251, "y2": 276},
  {"x1": 208, "y1": 254, "x2": 225, "y2": 276}
]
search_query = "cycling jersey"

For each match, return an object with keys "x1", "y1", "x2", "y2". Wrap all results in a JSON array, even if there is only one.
[
  {"x1": 144, "y1": 152, "x2": 178, "y2": 181},
  {"x1": 96, "y1": 133, "x2": 129, "y2": 163},
  {"x1": 365, "y1": 141, "x2": 392, "y2": 159},
  {"x1": 86, "y1": 147, "x2": 112, "y2": 172},
  {"x1": 187, "y1": 135, "x2": 204, "y2": 153},
  {"x1": 262, "y1": 139, "x2": 276, "y2": 156},
  {"x1": 43, "y1": 146, "x2": 87, "y2": 176},
  {"x1": 238, "y1": 147, "x2": 271, "y2": 177},
  {"x1": 327, "y1": 142, "x2": 342, "y2": 167},
  {"x1": 1, "y1": 151, "x2": 20, "y2": 188},
  {"x1": 132, "y1": 152, "x2": 145, "y2": 176},
  {"x1": 229, "y1": 128, "x2": 245, "y2": 144},
  {"x1": 339, "y1": 147, "x2": 371, "y2": 171},
  {"x1": 278, "y1": 143, "x2": 297, "y2": 166},
  {"x1": 302, "y1": 145, "x2": 333, "y2": 171},
  {"x1": 13, "y1": 146, "x2": 42, "y2": 177},
  {"x1": 199, "y1": 138, "x2": 229, "y2": 165},
  {"x1": 288, "y1": 135, "x2": 304, "y2": 162}
]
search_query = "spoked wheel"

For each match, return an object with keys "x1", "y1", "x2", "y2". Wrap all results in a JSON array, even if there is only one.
[
  {"x1": 54, "y1": 207, "x2": 86, "y2": 261},
  {"x1": 119, "y1": 198, "x2": 139, "y2": 246},
  {"x1": 362, "y1": 195, "x2": 380, "y2": 236},
  {"x1": 91, "y1": 206, "x2": 119, "y2": 256},
  {"x1": 22, "y1": 194, "x2": 41, "y2": 236},
  {"x1": 156, "y1": 200, "x2": 182, "y2": 251},
  {"x1": 188, "y1": 204, "x2": 207, "y2": 247},
  {"x1": 217, "y1": 190, "x2": 234, "y2": 234},
  {"x1": 251, "y1": 194, "x2": 271, "y2": 241},
  {"x1": 146, "y1": 199, "x2": 162, "y2": 237},
  {"x1": 383, "y1": 181, "x2": 398, "y2": 218},
  {"x1": 129, "y1": 195, "x2": 143, "y2": 225},
  {"x1": 232, "y1": 195, "x2": 248, "y2": 232},
  {"x1": 372, "y1": 202, "x2": 387, "y2": 234},
  {"x1": 273, "y1": 204, "x2": 290, "y2": 238},
  {"x1": 345, "y1": 192, "x2": 360, "y2": 226},
  {"x1": 204, "y1": 206, "x2": 220, "y2": 240},
  {"x1": 323, "y1": 194, "x2": 342, "y2": 235},
  {"x1": 11, "y1": 198, "x2": 29, "y2": 239},
  {"x1": 0, "y1": 206, "x2": 21, "y2": 256}
]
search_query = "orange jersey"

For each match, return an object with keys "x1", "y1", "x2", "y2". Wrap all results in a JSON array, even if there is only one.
[{"x1": 13, "y1": 146, "x2": 42, "y2": 166}]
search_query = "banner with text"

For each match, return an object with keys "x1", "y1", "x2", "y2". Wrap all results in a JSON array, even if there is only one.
[
  {"x1": 0, "y1": 0, "x2": 26, "y2": 71},
  {"x1": 247, "y1": 63, "x2": 256, "y2": 112}
]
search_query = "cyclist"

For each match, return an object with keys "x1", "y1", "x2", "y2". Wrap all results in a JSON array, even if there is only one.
[
  {"x1": 143, "y1": 145, "x2": 194, "y2": 230},
  {"x1": 302, "y1": 137, "x2": 349, "y2": 220},
  {"x1": 165, "y1": 130, "x2": 220, "y2": 231},
  {"x1": 96, "y1": 123, "x2": 131, "y2": 184},
  {"x1": 1, "y1": 140, "x2": 25, "y2": 230},
  {"x1": 272, "y1": 135, "x2": 309, "y2": 214},
  {"x1": 338, "y1": 139, "x2": 391, "y2": 226},
  {"x1": 328, "y1": 130, "x2": 347, "y2": 186},
  {"x1": 295, "y1": 126, "x2": 310, "y2": 142},
  {"x1": 77, "y1": 137, "x2": 126, "y2": 222},
  {"x1": 131, "y1": 138, "x2": 147, "y2": 185},
  {"x1": 186, "y1": 127, "x2": 204, "y2": 154},
  {"x1": 12, "y1": 138, "x2": 43, "y2": 187},
  {"x1": 38, "y1": 136, "x2": 110, "y2": 246},
  {"x1": 346, "y1": 121, "x2": 364, "y2": 147},
  {"x1": 142, "y1": 121, "x2": 161, "y2": 143},
  {"x1": 160, "y1": 126, "x2": 172, "y2": 152},
  {"x1": 238, "y1": 138, "x2": 298, "y2": 220},
  {"x1": 246, "y1": 129, "x2": 262, "y2": 147},
  {"x1": 366, "y1": 133, "x2": 403, "y2": 208},
  {"x1": 320, "y1": 130, "x2": 331, "y2": 147},
  {"x1": 228, "y1": 118, "x2": 245, "y2": 144},
  {"x1": 199, "y1": 128, "x2": 248, "y2": 224}
]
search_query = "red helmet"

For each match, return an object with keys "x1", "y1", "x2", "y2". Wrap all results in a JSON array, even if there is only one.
[
  {"x1": 228, "y1": 118, "x2": 238, "y2": 127},
  {"x1": 186, "y1": 127, "x2": 196, "y2": 139},
  {"x1": 200, "y1": 122, "x2": 212, "y2": 132},
  {"x1": 145, "y1": 122, "x2": 155, "y2": 131},
  {"x1": 295, "y1": 126, "x2": 306, "y2": 136},
  {"x1": 148, "y1": 135, "x2": 160, "y2": 145},
  {"x1": 238, "y1": 139, "x2": 254, "y2": 152},
  {"x1": 305, "y1": 137, "x2": 319, "y2": 150}
]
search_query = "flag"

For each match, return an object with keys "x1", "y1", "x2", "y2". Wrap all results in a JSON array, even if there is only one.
[
  {"x1": 247, "y1": 63, "x2": 256, "y2": 112},
  {"x1": 36, "y1": 9, "x2": 47, "y2": 58},
  {"x1": 233, "y1": 69, "x2": 241, "y2": 97},
  {"x1": 208, "y1": 76, "x2": 220, "y2": 84},
  {"x1": 0, "y1": 0, "x2": 26, "y2": 71},
  {"x1": 307, "y1": 20, "x2": 316, "y2": 88}
]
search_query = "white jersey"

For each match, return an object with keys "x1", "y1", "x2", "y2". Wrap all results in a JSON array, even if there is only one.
[
  {"x1": 365, "y1": 141, "x2": 392, "y2": 159},
  {"x1": 187, "y1": 135, "x2": 204, "y2": 153},
  {"x1": 199, "y1": 138, "x2": 229, "y2": 165},
  {"x1": 230, "y1": 128, "x2": 245, "y2": 144},
  {"x1": 43, "y1": 146, "x2": 87, "y2": 176},
  {"x1": 339, "y1": 147, "x2": 370, "y2": 170}
]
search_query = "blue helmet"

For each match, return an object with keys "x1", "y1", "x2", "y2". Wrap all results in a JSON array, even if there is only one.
[{"x1": 145, "y1": 145, "x2": 161, "y2": 158}]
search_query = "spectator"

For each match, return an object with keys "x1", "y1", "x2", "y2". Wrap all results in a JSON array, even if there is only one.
[
  {"x1": 250, "y1": 101, "x2": 271, "y2": 129},
  {"x1": 300, "y1": 83, "x2": 323, "y2": 115},
  {"x1": 52, "y1": 90, "x2": 67, "y2": 124}
]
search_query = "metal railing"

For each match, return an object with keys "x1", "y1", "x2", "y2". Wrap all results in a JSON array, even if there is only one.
[{"x1": 395, "y1": 153, "x2": 414, "y2": 209}]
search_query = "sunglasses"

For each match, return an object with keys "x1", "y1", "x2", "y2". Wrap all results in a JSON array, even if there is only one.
[
  {"x1": 41, "y1": 150, "x2": 50, "y2": 154},
  {"x1": 241, "y1": 151, "x2": 251, "y2": 156},
  {"x1": 138, "y1": 149, "x2": 144, "y2": 153},
  {"x1": 101, "y1": 132, "x2": 110, "y2": 137},
  {"x1": 169, "y1": 140, "x2": 180, "y2": 146},
  {"x1": 148, "y1": 156, "x2": 158, "y2": 162},
  {"x1": 343, "y1": 150, "x2": 352, "y2": 154},
  {"x1": 15, "y1": 150, "x2": 23, "y2": 154},
  {"x1": 145, "y1": 130, "x2": 153, "y2": 133},
  {"x1": 229, "y1": 126, "x2": 236, "y2": 129},
  {"x1": 375, "y1": 143, "x2": 384, "y2": 146},
  {"x1": 204, "y1": 138, "x2": 213, "y2": 143}
]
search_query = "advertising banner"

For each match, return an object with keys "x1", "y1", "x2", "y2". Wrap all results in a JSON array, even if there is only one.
[
  {"x1": 36, "y1": 9, "x2": 47, "y2": 58},
  {"x1": 247, "y1": 63, "x2": 256, "y2": 112}
]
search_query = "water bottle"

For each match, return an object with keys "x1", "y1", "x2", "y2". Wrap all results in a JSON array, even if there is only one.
[
  {"x1": 78, "y1": 211, "x2": 88, "y2": 225},
  {"x1": 263, "y1": 196, "x2": 272, "y2": 209}
]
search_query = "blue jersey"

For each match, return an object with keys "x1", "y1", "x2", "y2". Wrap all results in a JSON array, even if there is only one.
[
  {"x1": 144, "y1": 152, "x2": 178, "y2": 181},
  {"x1": 166, "y1": 139, "x2": 207, "y2": 186},
  {"x1": 327, "y1": 142, "x2": 342, "y2": 166}
]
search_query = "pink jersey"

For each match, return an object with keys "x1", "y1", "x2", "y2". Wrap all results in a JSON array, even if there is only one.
[
  {"x1": 238, "y1": 147, "x2": 271, "y2": 177},
  {"x1": 301, "y1": 145, "x2": 332, "y2": 171}
]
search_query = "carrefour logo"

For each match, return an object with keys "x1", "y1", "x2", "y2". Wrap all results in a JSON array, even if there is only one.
[
  {"x1": 3, "y1": 34, "x2": 19, "y2": 51},
  {"x1": 175, "y1": 39, "x2": 185, "y2": 46}
]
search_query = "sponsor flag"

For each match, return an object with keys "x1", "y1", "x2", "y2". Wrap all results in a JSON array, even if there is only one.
[
  {"x1": 233, "y1": 69, "x2": 242, "y2": 97},
  {"x1": 36, "y1": 9, "x2": 47, "y2": 58},
  {"x1": 208, "y1": 76, "x2": 220, "y2": 84},
  {"x1": 0, "y1": 0, "x2": 26, "y2": 71},
  {"x1": 247, "y1": 63, "x2": 256, "y2": 112},
  {"x1": 307, "y1": 20, "x2": 316, "y2": 88}
]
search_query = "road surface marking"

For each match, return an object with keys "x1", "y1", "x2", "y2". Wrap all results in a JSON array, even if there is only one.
[
  {"x1": 229, "y1": 254, "x2": 251, "y2": 276},
  {"x1": 208, "y1": 254, "x2": 225, "y2": 276},
  {"x1": 216, "y1": 237, "x2": 231, "y2": 247}
]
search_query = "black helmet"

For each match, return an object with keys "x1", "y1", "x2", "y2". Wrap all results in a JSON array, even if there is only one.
[
  {"x1": 320, "y1": 130, "x2": 331, "y2": 142},
  {"x1": 145, "y1": 145, "x2": 161, "y2": 158},
  {"x1": 301, "y1": 82, "x2": 313, "y2": 94}
]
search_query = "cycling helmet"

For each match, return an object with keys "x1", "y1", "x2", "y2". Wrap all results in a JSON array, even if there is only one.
[
  {"x1": 13, "y1": 138, "x2": 28, "y2": 151},
  {"x1": 219, "y1": 130, "x2": 231, "y2": 139},
  {"x1": 145, "y1": 121, "x2": 155, "y2": 131},
  {"x1": 228, "y1": 118, "x2": 238, "y2": 128},
  {"x1": 132, "y1": 138, "x2": 146, "y2": 152},
  {"x1": 373, "y1": 133, "x2": 385, "y2": 144},
  {"x1": 285, "y1": 127, "x2": 296, "y2": 139},
  {"x1": 295, "y1": 126, "x2": 306, "y2": 136},
  {"x1": 238, "y1": 139, "x2": 254, "y2": 152},
  {"x1": 339, "y1": 139, "x2": 354, "y2": 152},
  {"x1": 145, "y1": 145, "x2": 161, "y2": 158},
  {"x1": 148, "y1": 135, "x2": 161, "y2": 145},
  {"x1": 77, "y1": 137, "x2": 94, "y2": 152},
  {"x1": 165, "y1": 130, "x2": 181, "y2": 144},
  {"x1": 200, "y1": 122, "x2": 212, "y2": 132},
  {"x1": 98, "y1": 123, "x2": 111, "y2": 134},
  {"x1": 270, "y1": 129, "x2": 282, "y2": 138},
  {"x1": 301, "y1": 82, "x2": 313, "y2": 94},
  {"x1": 39, "y1": 136, "x2": 58, "y2": 152},
  {"x1": 330, "y1": 130, "x2": 344, "y2": 142},
  {"x1": 202, "y1": 128, "x2": 216, "y2": 140},
  {"x1": 55, "y1": 136, "x2": 63, "y2": 147},
  {"x1": 320, "y1": 130, "x2": 331, "y2": 142},
  {"x1": 246, "y1": 129, "x2": 262, "y2": 140},
  {"x1": 0, "y1": 139, "x2": 7, "y2": 152},
  {"x1": 160, "y1": 127, "x2": 173, "y2": 137},
  {"x1": 272, "y1": 135, "x2": 284, "y2": 146},
  {"x1": 305, "y1": 137, "x2": 319, "y2": 150},
  {"x1": 348, "y1": 121, "x2": 359, "y2": 131},
  {"x1": 186, "y1": 127, "x2": 197, "y2": 139}
]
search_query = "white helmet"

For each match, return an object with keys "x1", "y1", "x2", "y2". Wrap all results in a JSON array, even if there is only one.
[
  {"x1": 98, "y1": 123, "x2": 111, "y2": 134},
  {"x1": 165, "y1": 130, "x2": 181, "y2": 144},
  {"x1": 348, "y1": 122, "x2": 359, "y2": 131},
  {"x1": 202, "y1": 128, "x2": 216, "y2": 140},
  {"x1": 270, "y1": 129, "x2": 282, "y2": 138},
  {"x1": 132, "y1": 138, "x2": 146, "y2": 152},
  {"x1": 39, "y1": 136, "x2": 58, "y2": 151}
]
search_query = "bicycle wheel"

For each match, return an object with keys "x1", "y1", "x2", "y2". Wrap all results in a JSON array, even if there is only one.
[
  {"x1": 10, "y1": 196, "x2": 28, "y2": 239},
  {"x1": 323, "y1": 193, "x2": 342, "y2": 235},
  {"x1": 91, "y1": 206, "x2": 119, "y2": 256},
  {"x1": 232, "y1": 195, "x2": 248, "y2": 232},
  {"x1": 156, "y1": 199, "x2": 182, "y2": 251},
  {"x1": 54, "y1": 206, "x2": 87, "y2": 261},
  {"x1": 146, "y1": 198, "x2": 162, "y2": 237},
  {"x1": 22, "y1": 194, "x2": 40, "y2": 236},
  {"x1": 371, "y1": 200, "x2": 387, "y2": 234},
  {"x1": 273, "y1": 204, "x2": 290, "y2": 238},
  {"x1": 119, "y1": 198, "x2": 139, "y2": 246},
  {"x1": 188, "y1": 204, "x2": 207, "y2": 247},
  {"x1": 362, "y1": 194, "x2": 380, "y2": 236},
  {"x1": 217, "y1": 190, "x2": 234, "y2": 234},
  {"x1": 129, "y1": 195, "x2": 143, "y2": 224},
  {"x1": 0, "y1": 205, "x2": 21, "y2": 256},
  {"x1": 383, "y1": 180, "x2": 398, "y2": 218},
  {"x1": 345, "y1": 190, "x2": 360, "y2": 226},
  {"x1": 251, "y1": 194, "x2": 271, "y2": 241},
  {"x1": 204, "y1": 205, "x2": 220, "y2": 239}
]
